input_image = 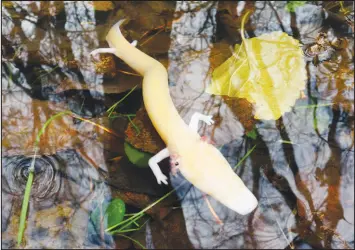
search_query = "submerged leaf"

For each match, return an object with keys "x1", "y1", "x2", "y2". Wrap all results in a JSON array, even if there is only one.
[
  {"x1": 90, "y1": 199, "x2": 126, "y2": 231},
  {"x1": 246, "y1": 126, "x2": 257, "y2": 140},
  {"x1": 124, "y1": 142, "x2": 153, "y2": 168},
  {"x1": 106, "y1": 199, "x2": 126, "y2": 229},
  {"x1": 207, "y1": 31, "x2": 307, "y2": 120},
  {"x1": 285, "y1": 1, "x2": 306, "y2": 12}
]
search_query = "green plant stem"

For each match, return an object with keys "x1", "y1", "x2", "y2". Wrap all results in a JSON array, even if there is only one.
[
  {"x1": 127, "y1": 116, "x2": 140, "y2": 135},
  {"x1": 17, "y1": 108, "x2": 126, "y2": 246},
  {"x1": 106, "y1": 180, "x2": 187, "y2": 233},
  {"x1": 132, "y1": 220, "x2": 140, "y2": 227},
  {"x1": 17, "y1": 156, "x2": 36, "y2": 247},
  {"x1": 109, "y1": 114, "x2": 136, "y2": 119},
  {"x1": 31, "y1": 64, "x2": 61, "y2": 86},
  {"x1": 107, "y1": 85, "x2": 138, "y2": 117},
  {"x1": 233, "y1": 144, "x2": 257, "y2": 170},
  {"x1": 110, "y1": 217, "x2": 150, "y2": 234},
  {"x1": 35, "y1": 111, "x2": 72, "y2": 145},
  {"x1": 110, "y1": 213, "x2": 146, "y2": 234},
  {"x1": 17, "y1": 111, "x2": 71, "y2": 247},
  {"x1": 279, "y1": 140, "x2": 296, "y2": 145}
]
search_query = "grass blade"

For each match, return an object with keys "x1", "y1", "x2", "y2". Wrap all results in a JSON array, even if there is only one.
[
  {"x1": 106, "y1": 180, "x2": 187, "y2": 233},
  {"x1": 127, "y1": 116, "x2": 140, "y2": 135},
  {"x1": 109, "y1": 217, "x2": 150, "y2": 234},
  {"x1": 107, "y1": 85, "x2": 138, "y2": 117},
  {"x1": 278, "y1": 140, "x2": 297, "y2": 145},
  {"x1": 34, "y1": 111, "x2": 72, "y2": 145},
  {"x1": 17, "y1": 150, "x2": 37, "y2": 247},
  {"x1": 18, "y1": 111, "x2": 70, "y2": 247},
  {"x1": 233, "y1": 144, "x2": 257, "y2": 170},
  {"x1": 17, "y1": 110, "x2": 123, "y2": 246},
  {"x1": 70, "y1": 115, "x2": 123, "y2": 138}
]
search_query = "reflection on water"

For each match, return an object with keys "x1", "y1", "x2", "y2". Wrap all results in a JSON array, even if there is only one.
[{"x1": 1, "y1": 1, "x2": 354, "y2": 249}]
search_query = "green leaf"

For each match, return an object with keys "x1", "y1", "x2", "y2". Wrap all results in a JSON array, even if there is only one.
[
  {"x1": 105, "y1": 180, "x2": 188, "y2": 233},
  {"x1": 90, "y1": 198, "x2": 126, "y2": 231},
  {"x1": 106, "y1": 199, "x2": 126, "y2": 229},
  {"x1": 285, "y1": 1, "x2": 306, "y2": 12},
  {"x1": 246, "y1": 127, "x2": 257, "y2": 140},
  {"x1": 124, "y1": 142, "x2": 153, "y2": 168}
]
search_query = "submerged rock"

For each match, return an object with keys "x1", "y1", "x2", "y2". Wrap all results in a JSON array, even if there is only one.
[{"x1": 124, "y1": 106, "x2": 165, "y2": 155}]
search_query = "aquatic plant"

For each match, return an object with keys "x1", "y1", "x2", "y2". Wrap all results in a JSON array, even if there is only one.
[
  {"x1": 104, "y1": 181, "x2": 190, "y2": 249},
  {"x1": 16, "y1": 107, "x2": 167, "y2": 248},
  {"x1": 17, "y1": 111, "x2": 71, "y2": 246},
  {"x1": 233, "y1": 144, "x2": 257, "y2": 170},
  {"x1": 107, "y1": 84, "x2": 139, "y2": 118},
  {"x1": 105, "y1": 187, "x2": 178, "y2": 233},
  {"x1": 107, "y1": 85, "x2": 141, "y2": 135},
  {"x1": 16, "y1": 110, "x2": 121, "y2": 247},
  {"x1": 17, "y1": 151, "x2": 36, "y2": 246},
  {"x1": 89, "y1": 197, "x2": 148, "y2": 249},
  {"x1": 285, "y1": 1, "x2": 306, "y2": 12},
  {"x1": 124, "y1": 142, "x2": 153, "y2": 168},
  {"x1": 206, "y1": 11, "x2": 307, "y2": 120},
  {"x1": 246, "y1": 126, "x2": 257, "y2": 140}
]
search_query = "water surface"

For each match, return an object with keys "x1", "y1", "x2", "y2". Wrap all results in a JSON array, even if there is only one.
[{"x1": 1, "y1": 1, "x2": 354, "y2": 249}]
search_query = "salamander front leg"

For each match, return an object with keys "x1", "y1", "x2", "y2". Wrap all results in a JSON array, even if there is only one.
[
  {"x1": 90, "y1": 39, "x2": 138, "y2": 58},
  {"x1": 189, "y1": 112, "x2": 215, "y2": 132},
  {"x1": 148, "y1": 148, "x2": 170, "y2": 185}
]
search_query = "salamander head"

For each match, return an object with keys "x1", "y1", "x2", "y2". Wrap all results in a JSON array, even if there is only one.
[{"x1": 169, "y1": 153, "x2": 181, "y2": 176}]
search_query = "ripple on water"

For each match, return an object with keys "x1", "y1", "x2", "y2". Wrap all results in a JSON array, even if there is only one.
[
  {"x1": 2, "y1": 155, "x2": 61, "y2": 202},
  {"x1": 1, "y1": 150, "x2": 114, "y2": 249}
]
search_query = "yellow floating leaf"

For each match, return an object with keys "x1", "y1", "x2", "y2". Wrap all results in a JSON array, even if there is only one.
[{"x1": 207, "y1": 12, "x2": 307, "y2": 120}]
